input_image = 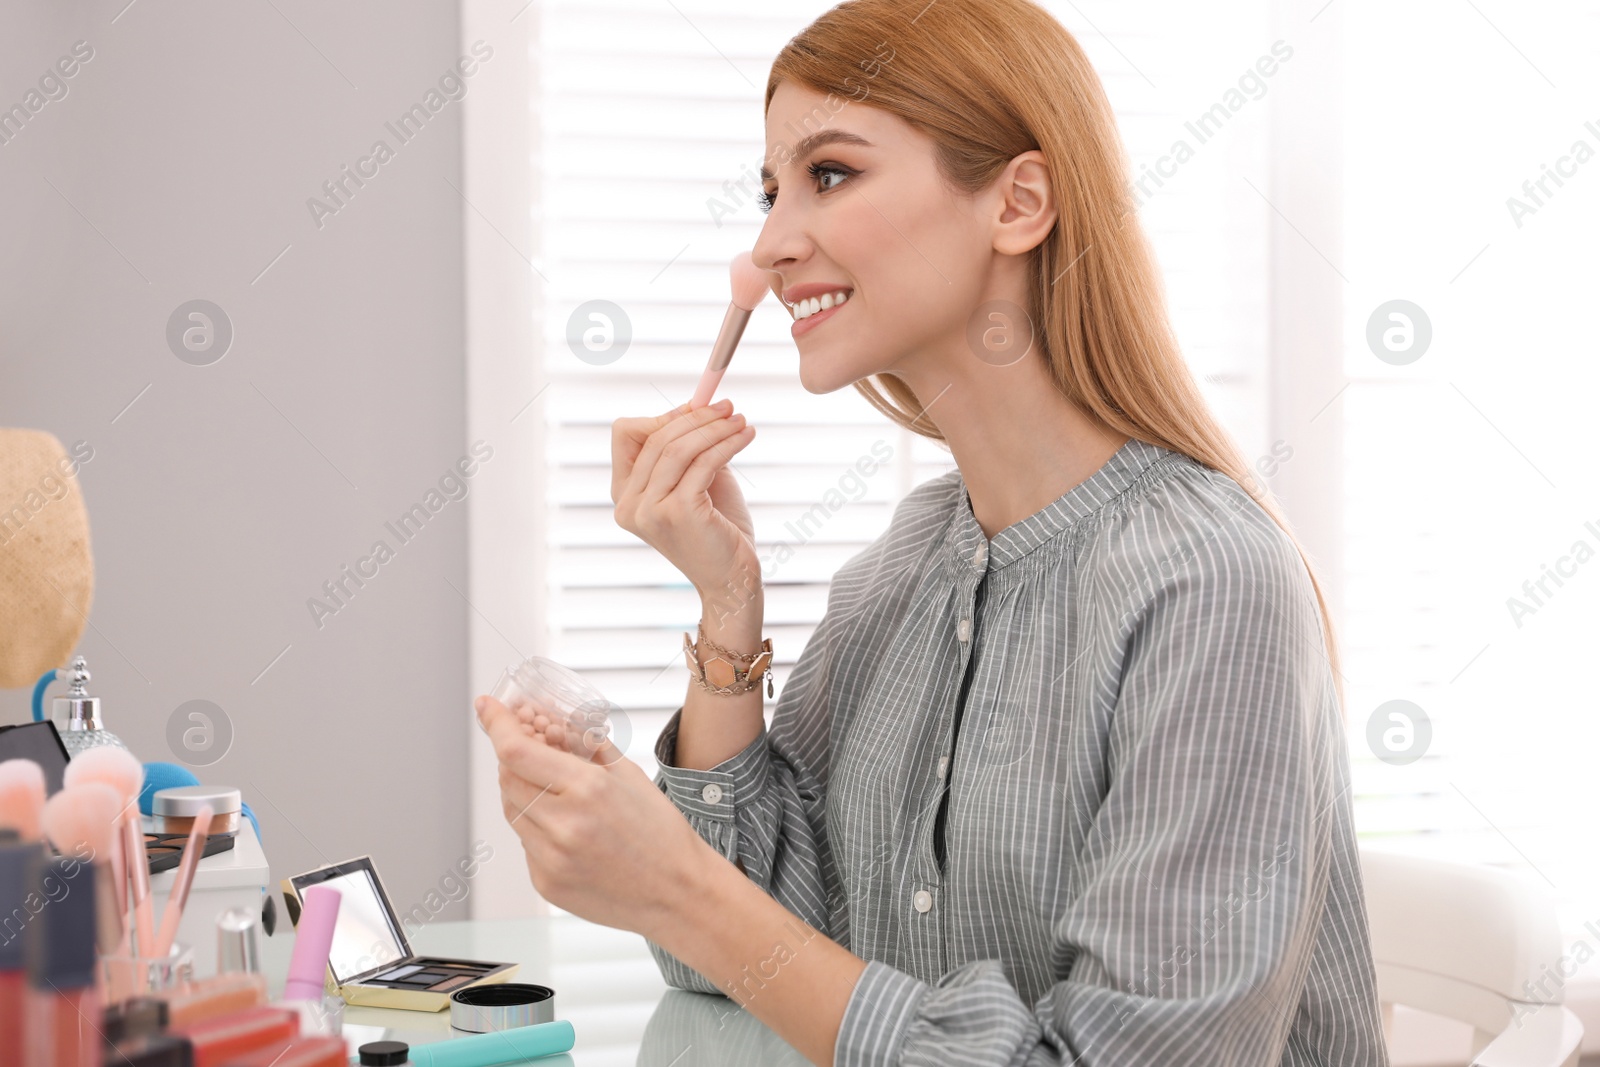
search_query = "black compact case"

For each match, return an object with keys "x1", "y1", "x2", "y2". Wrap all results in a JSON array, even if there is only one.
[{"x1": 0, "y1": 720, "x2": 71, "y2": 793}]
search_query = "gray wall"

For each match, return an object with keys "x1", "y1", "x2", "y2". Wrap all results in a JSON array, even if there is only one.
[{"x1": 1, "y1": 1, "x2": 477, "y2": 927}]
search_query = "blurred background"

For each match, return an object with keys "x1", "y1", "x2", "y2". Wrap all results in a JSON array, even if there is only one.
[{"x1": 2, "y1": 1, "x2": 1597, "y2": 1062}]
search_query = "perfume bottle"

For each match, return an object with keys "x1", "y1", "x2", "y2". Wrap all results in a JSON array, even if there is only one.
[{"x1": 53, "y1": 655, "x2": 132, "y2": 758}]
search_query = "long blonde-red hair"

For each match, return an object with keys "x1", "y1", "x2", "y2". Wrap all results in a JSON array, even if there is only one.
[{"x1": 767, "y1": 0, "x2": 1346, "y2": 714}]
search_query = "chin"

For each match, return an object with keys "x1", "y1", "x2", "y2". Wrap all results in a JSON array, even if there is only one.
[
  {"x1": 795, "y1": 332, "x2": 896, "y2": 394},
  {"x1": 797, "y1": 353, "x2": 858, "y2": 395}
]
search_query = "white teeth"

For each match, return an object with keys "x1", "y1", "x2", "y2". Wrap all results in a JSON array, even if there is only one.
[{"x1": 793, "y1": 290, "x2": 851, "y2": 320}]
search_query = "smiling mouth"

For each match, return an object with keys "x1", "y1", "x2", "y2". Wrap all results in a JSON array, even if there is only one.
[{"x1": 786, "y1": 289, "x2": 853, "y2": 321}]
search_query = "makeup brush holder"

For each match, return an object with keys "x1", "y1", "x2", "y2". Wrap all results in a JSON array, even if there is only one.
[{"x1": 102, "y1": 942, "x2": 195, "y2": 1001}]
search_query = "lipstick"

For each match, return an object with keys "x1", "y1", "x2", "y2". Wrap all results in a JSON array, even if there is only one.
[{"x1": 283, "y1": 884, "x2": 341, "y2": 1002}]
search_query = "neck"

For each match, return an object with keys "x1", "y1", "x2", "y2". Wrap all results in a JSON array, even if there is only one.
[{"x1": 892, "y1": 357, "x2": 1128, "y2": 542}]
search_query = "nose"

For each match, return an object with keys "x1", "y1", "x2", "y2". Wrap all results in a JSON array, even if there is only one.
[{"x1": 750, "y1": 199, "x2": 807, "y2": 295}]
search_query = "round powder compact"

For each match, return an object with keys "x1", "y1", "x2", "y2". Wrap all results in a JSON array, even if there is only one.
[
  {"x1": 449, "y1": 983, "x2": 556, "y2": 1033},
  {"x1": 152, "y1": 785, "x2": 242, "y2": 836}
]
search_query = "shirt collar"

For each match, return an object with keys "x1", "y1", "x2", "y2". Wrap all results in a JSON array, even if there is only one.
[{"x1": 948, "y1": 436, "x2": 1178, "y2": 575}]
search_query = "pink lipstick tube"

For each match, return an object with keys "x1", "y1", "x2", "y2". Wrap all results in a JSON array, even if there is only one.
[{"x1": 282, "y1": 885, "x2": 341, "y2": 1002}]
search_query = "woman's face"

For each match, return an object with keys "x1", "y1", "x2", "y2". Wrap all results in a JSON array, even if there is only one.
[{"x1": 752, "y1": 80, "x2": 997, "y2": 395}]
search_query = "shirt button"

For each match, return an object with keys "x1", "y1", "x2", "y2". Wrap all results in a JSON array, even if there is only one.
[
  {"x1": 912, "y1": 889, "x2": 933, "y2": 913},
  {"x1": 935, "y1": 755, "x2": 948, "y2": 780},
  {"x1": 973, "y1": 542, "x2": 987, "y2": 569},
  {"x1": 957, "y1": 618, "x2": 970, "y2": 643},
  {"x1": 701, "y1": 783, "x2": 723, "y2": 805}
]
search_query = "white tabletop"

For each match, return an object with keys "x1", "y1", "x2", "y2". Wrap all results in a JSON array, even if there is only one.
[{"x1": 259, "y1": 914, "x2": 810, "y2": 1066}]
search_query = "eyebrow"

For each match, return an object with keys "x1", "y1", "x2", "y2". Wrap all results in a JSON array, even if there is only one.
[{"x1": 760, "y1": 130, "x2": 874, "y2": 182}]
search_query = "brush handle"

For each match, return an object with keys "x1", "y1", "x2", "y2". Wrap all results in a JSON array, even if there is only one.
[
  {"x1": 122, "y1": 815, "x2": 157, "y2": 960},
  {"x1": 153, "y1": 805, "x2": 211, "y2": 959},
  {"x1": 107, "y1": 817, "x2": 127, "y2": 928},
  {"x1": 93, "y1": 857, "x2": 125, "y2": 956},
  {"x1": 690, "y1": 304, "x2": 753, "y2": 408},
  {"x1": 110, "y1": 819, "x2": 131, "y2": 957}
]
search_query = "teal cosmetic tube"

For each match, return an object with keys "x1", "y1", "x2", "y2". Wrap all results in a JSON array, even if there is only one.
[{"x1": 377, "y1": 1020, "x2": 576, "y2": 1067}]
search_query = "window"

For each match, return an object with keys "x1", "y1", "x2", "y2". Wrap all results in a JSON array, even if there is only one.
[{"x1": 1338, "y1": 0, "x2": 1600, "y2": 932}]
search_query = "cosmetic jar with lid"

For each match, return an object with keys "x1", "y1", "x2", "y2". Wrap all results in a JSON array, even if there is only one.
[
  {"x1": 359, "y1": 1041, "x2": 412, "y2": 1065},
  {"x1": 490, "y1": 657, "x2": 628, "y2": 761},
  {"x1": 449, "y1": 983, "x2": 556, "y2": 1032},
  {"x1": 152, "y1": 785, "x2": 242, "y2": 835}
]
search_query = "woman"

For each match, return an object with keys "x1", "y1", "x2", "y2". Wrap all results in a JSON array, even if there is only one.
[{"x1": 474, "y1": 1, "x2": 1388, "y2": 1064}]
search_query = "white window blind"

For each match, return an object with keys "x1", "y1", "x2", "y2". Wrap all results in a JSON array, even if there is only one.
[
  {"x1": 1338, "y1": 0, "x2": 1600, "y2": 931},
  {"x1": 530, "y1": 0, "x2": 1280, "y2": 916}
]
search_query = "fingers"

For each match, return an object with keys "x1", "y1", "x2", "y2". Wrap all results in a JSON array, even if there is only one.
[
  {"x1": 476, "y1": 695, "x2": 583, "y2": 795},
  {"x1": 585, "y1": 732, "x2": 629, "y2": 769},
  {"x1": 498, "y1": 761, "x2": 555, "y2": 830},
  {"x1": 622, "y1": 400, "x2": 736, "y2": 506},
  {"x1": 659, "y1": 420, "x2": 756, "y2": 506},
  {"x1": 637, "y1": 410, "x2": 750, "y2": 507},
  {"x1": 611, "y1": 403, "x2": 695, "y2": 505}
]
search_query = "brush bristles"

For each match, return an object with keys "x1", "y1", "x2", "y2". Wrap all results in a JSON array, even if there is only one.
[
  {"x1": 42, "y1": 782, "x2": 124, "y2": 862},
  {"x1": 729, "y1": 250, "x2": 771, "y2": 311},
  {"x1": 0, "y1": 758, "x2": 48, "y2": 841},
  {"x1": 61, "y1": 745, "x2": 143, "y2": 811}
]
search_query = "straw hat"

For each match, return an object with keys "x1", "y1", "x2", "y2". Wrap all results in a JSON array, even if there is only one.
[{"x1": 0, "y1": 429, "x2": 94, "y2": 688}]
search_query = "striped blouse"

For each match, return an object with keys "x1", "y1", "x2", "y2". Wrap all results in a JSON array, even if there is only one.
[{"x1": 644, "y1": 436, "x2": 1389, "y2": 1066}]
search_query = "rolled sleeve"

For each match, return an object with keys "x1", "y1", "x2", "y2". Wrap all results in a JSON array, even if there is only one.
[
  {"x1": 653, "y1": 707, "x2": 773, "y2": 825},
  {"x1": 837, "y1": 959, "x2": 1048, "y2": 1067},
  {"x1": 643, "y1": 596, "x2": 847, "y2": 997}
]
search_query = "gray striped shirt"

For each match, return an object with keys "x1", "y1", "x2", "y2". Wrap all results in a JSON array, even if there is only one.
[{"x1": 645, "y1": 436, "x2": 1388, "y2": 1066}]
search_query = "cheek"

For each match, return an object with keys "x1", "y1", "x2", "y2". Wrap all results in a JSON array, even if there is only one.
[{"x1": 851, "y1": 196, "x2": 974, "y2": 326}]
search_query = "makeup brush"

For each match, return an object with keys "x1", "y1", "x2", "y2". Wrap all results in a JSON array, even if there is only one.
[
  {"x1": 64, "y1": 746, "x2": 154, "y2": 959},
  {"x1": 153, "y1": 803, "x2": 211, "y2": 959},
  {"x1": 41, "y1": 781, "x2": 127, "y2": 955},
  {"x1": 690, "y1": 250, "x2": 771, "y2": 409},
  {"x1": 0, "y1": 759, "x2": 46, "y2": 842}
]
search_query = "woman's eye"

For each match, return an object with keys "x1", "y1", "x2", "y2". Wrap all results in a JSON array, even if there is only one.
[
  {"x1": 754, "y1": 163, "x2": 854, "y2": 215},
  {"x1": 809, "y1": 161, "x2": 853, "y2": 192}
]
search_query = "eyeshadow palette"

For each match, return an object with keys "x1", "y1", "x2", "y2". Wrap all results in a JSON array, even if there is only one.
[
  {"x1": 144, "y1": 831, "x2": 235, "y2": 876},
  {"x1": 281, "y1": 855, "x2": 519, "y2": 1012},
  {"x1": 365, "y1": 961, "x2": 491, "y2": 992}
]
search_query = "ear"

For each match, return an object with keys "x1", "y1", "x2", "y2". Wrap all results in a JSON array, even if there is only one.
[{"x1": 992, "y1": 150, "x2": 1058, "y2": 257}]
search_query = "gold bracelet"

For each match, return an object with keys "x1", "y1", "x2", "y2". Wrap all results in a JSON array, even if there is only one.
[{"x1": 684, "y1": 621, "x2": 773, "y2": 698}]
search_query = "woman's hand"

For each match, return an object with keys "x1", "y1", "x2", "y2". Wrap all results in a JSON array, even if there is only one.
[
  {"x1": 611, "y1": 400, "x2": 760, "y2": 603},
  {"x1": 475, "y1": 692, "x2": 715, "y2": 940}
]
